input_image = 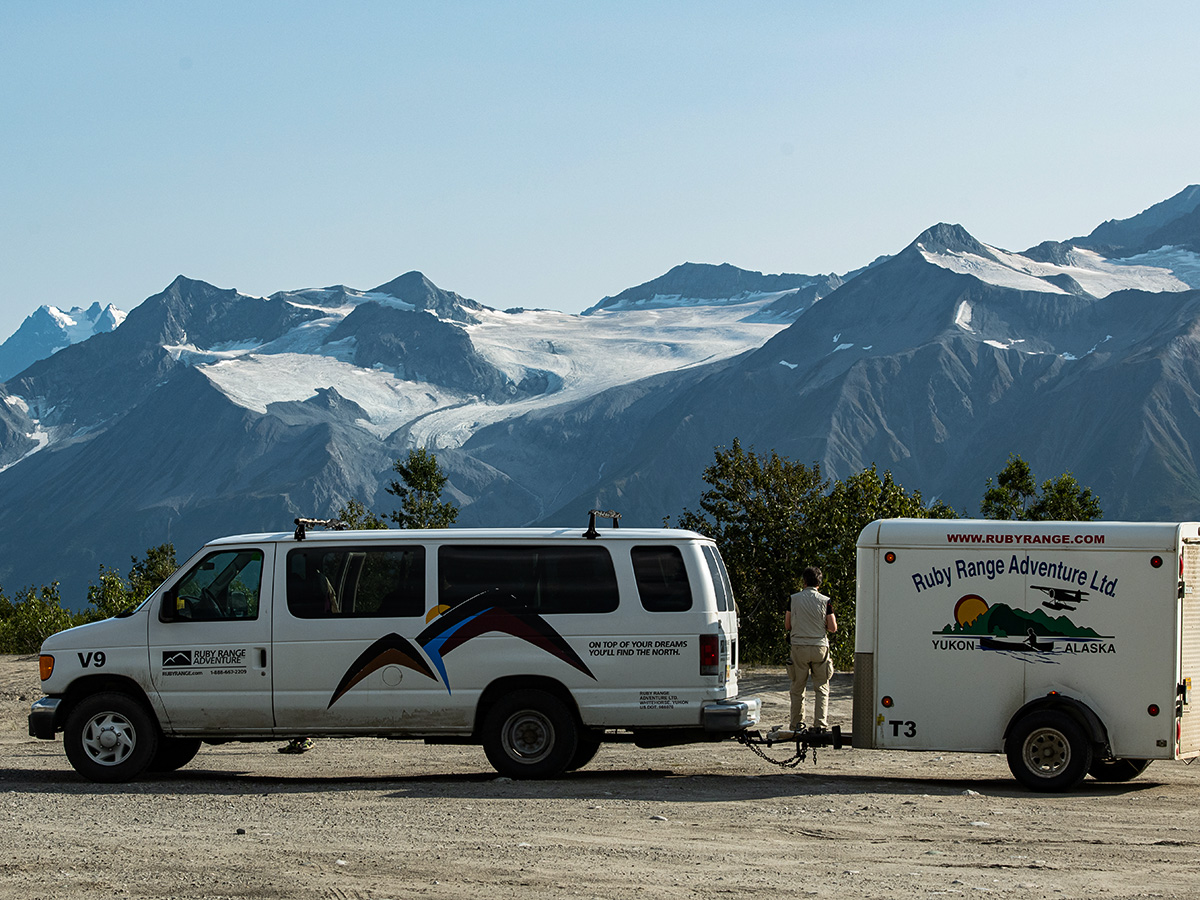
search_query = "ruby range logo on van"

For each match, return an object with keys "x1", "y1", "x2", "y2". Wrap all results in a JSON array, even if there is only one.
[{"x1": 327, "y1": 593, "x2": 596, "y2": 707}]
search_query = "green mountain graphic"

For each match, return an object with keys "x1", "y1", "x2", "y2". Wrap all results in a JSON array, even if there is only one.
[{"x1": 938, "y1": 603, "x2": 1101, "y2": 639}]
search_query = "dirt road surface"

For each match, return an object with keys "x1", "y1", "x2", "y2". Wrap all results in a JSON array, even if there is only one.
[{"x1": 3, "y1": 655, "x2": 1200, "y2": 899}]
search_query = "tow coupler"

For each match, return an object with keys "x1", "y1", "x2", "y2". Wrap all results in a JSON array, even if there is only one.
[{"x1": 736, "y1": 725, "x2": 852, "y2": 769}]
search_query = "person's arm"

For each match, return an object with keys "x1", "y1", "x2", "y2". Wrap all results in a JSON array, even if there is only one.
[
  {"x1": 785, "y1": 610, "x2": 792, "y2": 632},
  {"x1": 825, "y1": 599, "x2": 837, "y2": 634}
]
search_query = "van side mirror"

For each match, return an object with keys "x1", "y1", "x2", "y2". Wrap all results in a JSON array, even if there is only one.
[{"x1": 160, "y1": 588, "x2": 185, "y2": 622}]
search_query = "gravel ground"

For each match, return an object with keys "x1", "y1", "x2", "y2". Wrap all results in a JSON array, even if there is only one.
[{"x1": 4, "y1": 655, "x2": 1200, "y2": 899}]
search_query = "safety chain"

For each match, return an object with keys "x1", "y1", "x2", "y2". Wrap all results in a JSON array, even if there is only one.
[{"x1": 735, "y1": 732, "x2": 816, "y2": 769}]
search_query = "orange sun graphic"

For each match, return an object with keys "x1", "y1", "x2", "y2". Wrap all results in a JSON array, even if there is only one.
[{"x1": 954, "y1": 594, "x2": 989, "y2": 627}]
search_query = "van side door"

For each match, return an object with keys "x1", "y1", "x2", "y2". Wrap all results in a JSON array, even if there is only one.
[{"x1": 147, "y1": 545, "x2": 275, "y2": 732}]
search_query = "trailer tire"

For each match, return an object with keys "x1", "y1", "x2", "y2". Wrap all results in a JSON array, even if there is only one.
[
  {"x1": 1088, "y1": 757, "x2": 1151, "y2": 782},
  {"x1": 148, "y1": 736, "x2": 203, "y2": 773},
  {"x1": 482, "y1": 689, "x2": 578, "y2": 779},
  {"x1": 1005, "y1": 710, "x2": 1093, "y2": 792},
  {"x1": 63, "y1": 692, "x2": 158, "y2": 783}
]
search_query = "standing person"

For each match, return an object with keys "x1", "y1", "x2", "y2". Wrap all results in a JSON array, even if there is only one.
[{"x1": 785, "y1": 566, "x2": 837, "y2": 734}]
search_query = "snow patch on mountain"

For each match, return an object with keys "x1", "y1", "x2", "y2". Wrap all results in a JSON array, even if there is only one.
[
  {"x1": 921, "y1": 242, "x2": 1193, "y2": 297},
  {"x1": 194, "y1": 298, "x2": 788, "y2": 450},
  {"x1": 593, "y1": 287, "x2": 806, "y2": 314}
]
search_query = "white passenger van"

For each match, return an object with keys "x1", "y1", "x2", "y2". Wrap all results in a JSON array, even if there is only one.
[
  {"x1": 855, "y1": 518, "x2": 1200, "y2": 791},
  {"x1": 30, "y1": 513, "x2": 758, "y2": 782}
]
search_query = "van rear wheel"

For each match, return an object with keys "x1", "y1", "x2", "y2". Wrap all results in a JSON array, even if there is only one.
[
  {"x1": 482, "y1": 689, "x2": 578, "y2": 779},
  {"x1": 1005, "y1": 710, "x2": 1093, "y2": 792},
  {"x1": 63, "y1": 692, "x2": 158, "y2": 783}
]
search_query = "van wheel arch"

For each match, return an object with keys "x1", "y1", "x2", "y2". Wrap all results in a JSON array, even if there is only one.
[
  {"x1": 58, "y1": 675, "x2": 161, "y2": 733},
  {"x1": 474, "y1": 675, "x2": 582, "y2": 739}
]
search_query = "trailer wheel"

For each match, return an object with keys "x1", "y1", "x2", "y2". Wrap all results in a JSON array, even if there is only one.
[
  {"x1": 482, "y1": 689, "x2": 578, "y2": 779},
  {"x1": 1088, "y1": 757, "x2": 1151, "y2": 782},
  {"x1": 63, "y1": 692, "x2": 158, "y2": 783},
  {"x1": 1006, "y1": 710, "x2": 1093, "y2": 792},
  {"x1": 147, "y1": 737, "x2": 203, "y2": 773}
]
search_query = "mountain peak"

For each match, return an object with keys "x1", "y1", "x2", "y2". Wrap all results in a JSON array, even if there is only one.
[
  {"x1": 1075, "y1": 185, "x2": 1200, "y2": 255},
  {"x1": 368, "y1": 271, "x2": 487, "y2": 323},
  {"x1": 584, "y1": 262, "x2": 837, "y2": 315},
  {"x1": 0, "y1": 301, "x2": 127, "y2": 382},
  {"x1": 909, "y1": 223, "x2": 996, "y2": 260}
]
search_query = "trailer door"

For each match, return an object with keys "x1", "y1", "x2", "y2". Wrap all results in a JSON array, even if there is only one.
[{"x1": 1179, "y1": 540, "x2": 1200, "y2": 756}]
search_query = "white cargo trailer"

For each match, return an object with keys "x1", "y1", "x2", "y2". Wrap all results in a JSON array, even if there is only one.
[{"x1": 854, "y1": 518, "x2": 1200, "y2": 791}]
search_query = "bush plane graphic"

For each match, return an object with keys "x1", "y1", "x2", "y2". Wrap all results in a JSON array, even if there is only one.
[{"x1": 1031, "y1": 584, "x2": 1089, "y2": 611}]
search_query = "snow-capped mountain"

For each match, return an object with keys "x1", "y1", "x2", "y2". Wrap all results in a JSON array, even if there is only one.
[
  {"x1": 0, "y1": 301, "x2": 124, "y2": 381},
  {"x1": 2, "y1": 188, "x2": 1200, "y2": 605}
]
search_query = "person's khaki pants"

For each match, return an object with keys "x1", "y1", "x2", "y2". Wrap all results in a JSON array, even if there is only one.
[{"x1": 787, "y1": 643, "x2": 833, "y2": 730}]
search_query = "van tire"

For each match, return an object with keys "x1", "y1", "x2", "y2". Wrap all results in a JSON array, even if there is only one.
[
  {"x1": 148, "y1": 737, "x2": 203, "y2": 773},
  {"x1": 1005, "y1": 710, "x2": 1093, "y2": 792},
  {"x1": 482, "y1": 689, "x2": 578, "y2": 779},
  {"x1": 1089, "y1": 757, "x2": 1151, "y2": 782},
  {"x1": 63, "y1": 692, "x2": 159, "y2": 783}
]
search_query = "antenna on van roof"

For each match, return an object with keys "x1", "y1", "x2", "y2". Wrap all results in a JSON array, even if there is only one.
[
  {"x1": 584, "y1": 509, "x2": 621, "y2": 539},
  {"x1": 294, "y1": 518, "x2": 348, "y2": 541}
]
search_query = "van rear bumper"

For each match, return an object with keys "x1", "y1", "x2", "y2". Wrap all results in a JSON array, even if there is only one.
[
  {"x1": 701, "y1": 697, "x2": 761, "y2": 732},
  {"x1": 28, "y1": 697, "x2": 61, "y2": 739}
]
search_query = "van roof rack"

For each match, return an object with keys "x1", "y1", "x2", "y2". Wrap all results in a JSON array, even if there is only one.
[
  {"x1": 584, "y1": 509, "x2": 621, "y2": 539},
  {"x1": 294, "y1": 517, "x2": 348, "y2": 541}
]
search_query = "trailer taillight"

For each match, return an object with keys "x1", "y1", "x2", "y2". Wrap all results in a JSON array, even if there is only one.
[
  {"x1": 1148, "y1": 703, "x2": 1161, "y2": 716},
  {"x1": 1151, "y1": 555, "x2": 1164, "y2": 568},
  {"x1": 700, "y1": 634, "x2": 719, "y2": 676}
]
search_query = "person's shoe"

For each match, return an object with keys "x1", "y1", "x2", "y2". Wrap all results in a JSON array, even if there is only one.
[{"x1": 278, "y1": 737, "x2": 315, "y2": 754}]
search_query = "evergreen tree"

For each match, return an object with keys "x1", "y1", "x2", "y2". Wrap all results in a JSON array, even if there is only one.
[
  {"x1": 677, "y1": 441, "x2": 955, "y2": 668},
  {"x1": 336, "y1": 498, "x2": 388, "y2": 529},
  {"x1": 386, "y1": 447, "x2": 459, "y2": 529},
  {"x1": 981, "y1": 454, "x2": 1102, "y2": 521}
]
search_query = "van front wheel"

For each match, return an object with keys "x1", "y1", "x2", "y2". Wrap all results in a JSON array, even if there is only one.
[
  {"x1": 63, "y1": 692, "x2": 158, "y2": 783},
  {"x1": 482, "y1": 690, "x2": 578, "y2": 779}
]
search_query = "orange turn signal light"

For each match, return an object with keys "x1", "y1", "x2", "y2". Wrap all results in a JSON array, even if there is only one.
[
  {"x1": 39, "y1": 655, "x2": 54, "y2": 681},
  {"x1": 881, "y1": 695, "x2": 894, "y2": 708}
]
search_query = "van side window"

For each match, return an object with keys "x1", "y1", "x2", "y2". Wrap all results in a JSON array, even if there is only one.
[
  {"x1": 632, "y1": 546, "x2": 693, "y2": 612},
  {"x1": 438, "y1": 546, "x2": 618, "y2": 614},
  {"x1": 702, "y1": 545, "x2": 732, "y2": 612},
  {"x1": 168, "y1": 549, "x2": 264, "y2": 621},
  {"x1": 287, "y1": 547, "x2": 425, "y2": 618}
]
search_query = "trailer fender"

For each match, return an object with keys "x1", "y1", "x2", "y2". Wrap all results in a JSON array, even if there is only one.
[{"x1": 1004, "y1": 694, "x2": 1110, "y2": 755}]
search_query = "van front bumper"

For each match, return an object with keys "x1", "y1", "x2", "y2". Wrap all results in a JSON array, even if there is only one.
[
  {"x1": 701, "y1": 697, "x2": 761, "y2": 733},
  {"x1": 28, "y1": 697, "x2": 61, "y2": 739}
]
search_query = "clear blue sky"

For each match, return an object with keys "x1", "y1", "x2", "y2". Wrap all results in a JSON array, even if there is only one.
[{"x1": 2, "y1": 2, "x2": 1197, "y2": 339}]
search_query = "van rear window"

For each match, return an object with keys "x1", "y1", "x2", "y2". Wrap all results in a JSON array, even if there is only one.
[
  {"x1": 287, "y1": 547, "x2": 425, "y2": 618},
  {"x1": 702, "y1": 544, "x2": 732, "y2": 612},
  {"x1": 438, "y1": 546, "x2": 619, "y2": 614},
  {"x1": 632, "y1": 546, "x2": 693, "y2": 612}
]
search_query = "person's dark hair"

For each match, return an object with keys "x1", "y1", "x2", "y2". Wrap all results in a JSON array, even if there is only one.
[{"x1": 801, "y1": 566, "x2": 822, "y2": 588}]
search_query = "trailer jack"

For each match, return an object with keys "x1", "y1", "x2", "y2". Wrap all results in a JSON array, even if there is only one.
[{"x1": 736, "y1": 725, "x2": 852, "y2": 769}]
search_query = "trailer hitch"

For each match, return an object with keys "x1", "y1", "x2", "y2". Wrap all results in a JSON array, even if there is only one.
[{"x1": 736, "y1": 725, "x2": 852, "y2": 769}]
